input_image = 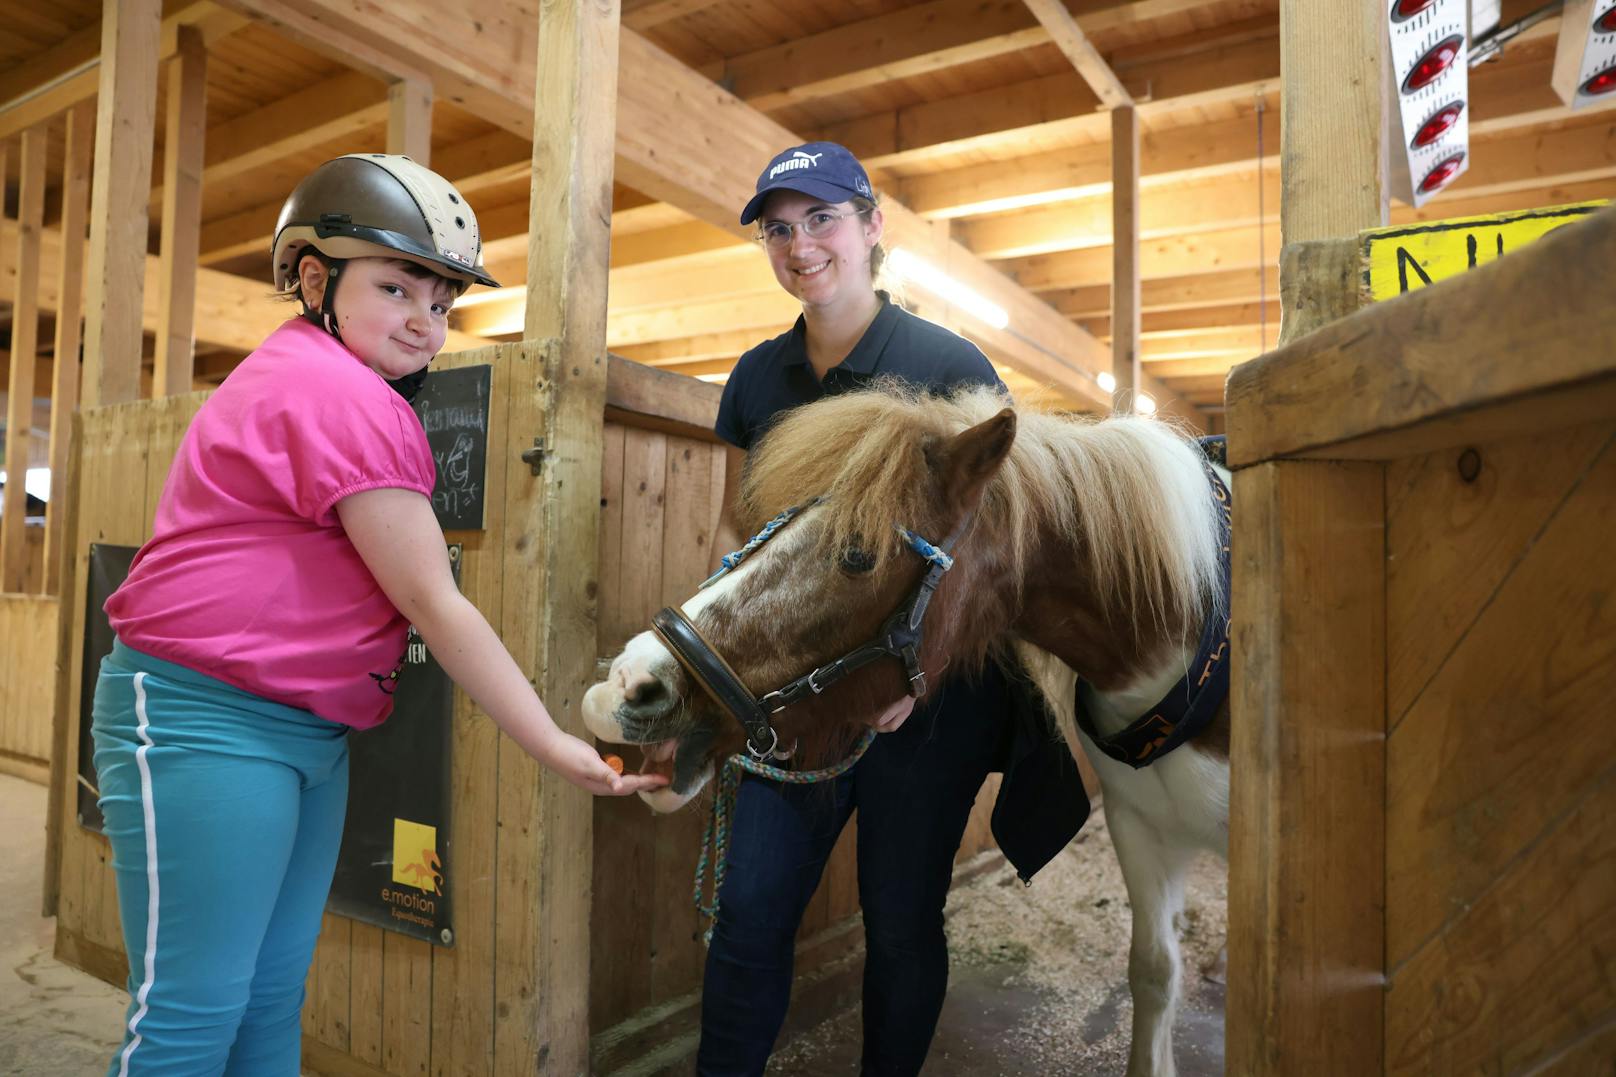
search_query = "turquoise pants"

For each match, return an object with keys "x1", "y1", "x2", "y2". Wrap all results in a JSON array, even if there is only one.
[{"x1": 92, "y1": 640, "x2": 349, "y2": 1076}]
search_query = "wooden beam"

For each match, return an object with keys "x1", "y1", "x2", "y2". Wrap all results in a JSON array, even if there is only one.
[
  {"x1": 153, "y1": 26, "x2": 207, "y2": 398},
  {"x1": 1023, "y1": 0, "x2": 1132, "y2": 108},
  {"x1": 149, "y1": 70, "x2": 390, "y2": 216},
  {"x1": 613, "y1": 329, "x2": 762, "y2": 366},
  {"x1": 197, "y1": 124, "x2": 523, "y2": 264},
  {"x1": 387, "y1": 79, "x2": 433, "y2": 164},
  {"x1": 817, "y1": 28, "x2": 1280, "y2": 169},
  {"x1": 1005, "y1": 224, "x2": 1272, "y2": 292},
  {"x1": 1226, "y1": 206, "x2": 1616, "y2": 466},
  {"x1": 45, "y1": 102, "x2": 94, "y2": 595},
  {"x1": 958, "y1": 169, "x2": 1280, "y2": 260},
  {"x1": 1111, "y1": 104, "x2": 1139, "y2": 412},
  {"x1": 1279, "y1": 0, "x2": 1388, "y2": 245},
  {"x1": 82, "y1": 0, "x2": 163, "y2": 409},
  {"x1": 1228, "y1": 457, "x2": 1387, "y2": 1077},
  {"x1": 212, "y1": 2, "x2": 1180, "y2": 419},
  {"x1": 621, "y1": 0, "x2": 725, "y2": 31},
  {"x1": 715, "y1": 0, "x2": 1203, "y2": 112},
  {"x1": 1, "y1": 219, "x2": 486, "y2": 356},
  {"x1": 514, "y1": 0, "x2": 620, "y2": 1070},
  {"x1": 2, "y1": 126, "x2": 47, "y2": 592},
  {"x1": 0, "y1": 2, "x2": 245, "y2": 142},
  {"x1": 1049, "y1": 267, "x2": 1281, "y2": 320}
]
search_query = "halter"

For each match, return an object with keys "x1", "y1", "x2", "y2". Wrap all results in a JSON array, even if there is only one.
[{"x1": 651, "y1": 499, "x2": 963, "y2": 760}]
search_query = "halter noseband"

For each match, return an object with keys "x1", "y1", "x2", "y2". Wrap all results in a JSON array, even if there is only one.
[{"x1": 650, "y1": 502, "x2": 962, "y2": 760}]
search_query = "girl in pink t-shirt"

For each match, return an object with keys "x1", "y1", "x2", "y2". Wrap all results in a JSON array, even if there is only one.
[{"x1": 92, "y1": 155, "x2": 664, "y2": 1077}]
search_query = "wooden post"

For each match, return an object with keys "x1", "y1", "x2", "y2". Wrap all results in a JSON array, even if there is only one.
[
  {"x1": 44, "y1": 102, "x2": 94, "y2": 595},
  {"x1": 500, "y1": 0, "x2": 621, "y2": 1070},
  {"x1": 2, "y1": 125, "x2": 47, "y2": 593},
  {"x1": 153, "y1": 26, "x2": 207, "y2": 398},
  {"x1": 1279, "y1": 0, "x2": 1389, "y2": 246},
  {"x1": 1110, "y1": 103, "x2": 1140, "y2": 413},
  {"x1": 81, "y1": 0, "x2": 162, "y2": 409},
  {"x1": 386, "y1": 78, "x2": 433, "y2": 165},
  {"x1": 1228, "y1": 460, "x2": 1387, "y2": 1077}
]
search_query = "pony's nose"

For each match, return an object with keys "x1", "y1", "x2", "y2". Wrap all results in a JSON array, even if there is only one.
[{"x1": 622, "y1": 668, "x2": 678, "y2": 721}]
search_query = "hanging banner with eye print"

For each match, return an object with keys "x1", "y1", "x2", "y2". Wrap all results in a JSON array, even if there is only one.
[{"x1": 412, "y1": 364, "x2": 491, "y2": 531}]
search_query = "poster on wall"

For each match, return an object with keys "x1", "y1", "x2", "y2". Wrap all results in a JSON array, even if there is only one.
[
  {"x1": 76, "y1": 543, "x2": 460, "y2": 947},
  {"x1": 411, "y1": 364, "x2": 492, "y2": 531},
  {"x1": 325, "y1": 544, "x2": 461, "y2": 946}
]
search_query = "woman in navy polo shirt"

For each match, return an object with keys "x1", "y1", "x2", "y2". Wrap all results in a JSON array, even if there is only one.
[{"x1": 698, "y1": 142, "x2": 1087, "y2": 1077}]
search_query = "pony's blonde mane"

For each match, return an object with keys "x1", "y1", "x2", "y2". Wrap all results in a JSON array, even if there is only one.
[{"x1": 742, "y1": 383, "x2": 1222, "y2": 640}]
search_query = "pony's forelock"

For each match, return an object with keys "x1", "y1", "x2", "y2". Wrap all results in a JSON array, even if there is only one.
[{"x1": 741, "y1": 382, "x2": 1221, "y2": 643}]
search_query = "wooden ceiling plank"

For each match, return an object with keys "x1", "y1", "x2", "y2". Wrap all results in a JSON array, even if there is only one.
[
  {"x1": 959, "y1": 168, "x2": 1281, "y2": 259},
  {"x1": 715, "y1": 0, "x2": 1207, "y2": 112},
  {"x1": 0, "y1": 2, "x2": 247, "y2": 141},
  {"x1": 817, "y1": 29, "x2": 1280, "y2": 169},
  {"x1": 190, "y1": 0, "x2": 1197, "y2": 416}
]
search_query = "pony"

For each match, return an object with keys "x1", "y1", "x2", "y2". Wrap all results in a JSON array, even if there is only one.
[{"x1": 583, "y1": 383, "x2": 1231, "y2": 1077}]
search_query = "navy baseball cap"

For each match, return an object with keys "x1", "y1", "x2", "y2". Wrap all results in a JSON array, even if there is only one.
[{"x1": 739, "y1": 141, "x2": 874, "y2": 226}]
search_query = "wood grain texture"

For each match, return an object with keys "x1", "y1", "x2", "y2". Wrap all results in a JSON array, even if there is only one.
[
  {"x1": 44, "y1": 101, "x2": 94, "y2": 597},
  {"x1": 152, "y1": 26, "x2": 206, "y2": 398},
  {"x1": 1227, "y1": 459, "x2": 1386, "y2": 1077},
  {"x1": 1227, "y1": 206, "x2": 1616, "y2": 467},
  {"x1": 1385, "y1": 423, "x2": 1615, "y2": 724},
  {"x1": 1385, "y1": 430, "x2": 1616, "y2": 969},
  {"x1": 2, "y1": 123, "x2": 46, "y2": 591},
  {"x1": 1110, "y1": 103, "x2": 1140, "y2": 411},
  {"x1": 1385, "y1": 776, "x2": 1616, "y2": 1075},
  {"x1": 81, "y1": 0, "x2": 161, "y2": 409},
  {"x1": 1277, "y1": 0, "x2": 1387, "y2": 246}
]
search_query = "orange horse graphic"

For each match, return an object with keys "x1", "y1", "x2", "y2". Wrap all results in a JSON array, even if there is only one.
[{"x1": 396, "y1": 848, "x2": 443, "y2": 895}]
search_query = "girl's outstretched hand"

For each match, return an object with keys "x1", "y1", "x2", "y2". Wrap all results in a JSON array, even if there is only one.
[{"x1": 547, "y1": 730, "x2": 669, "y2": 796}]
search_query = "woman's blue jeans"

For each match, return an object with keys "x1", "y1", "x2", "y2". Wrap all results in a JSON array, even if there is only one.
[{"x1": 697, "y1": 666, "x2": 1008, "y2": 1077}]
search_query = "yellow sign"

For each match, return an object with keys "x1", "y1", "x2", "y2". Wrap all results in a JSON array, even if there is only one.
[
  {"x1": 1361, "y1": 201, "x2": 1609, "y2": 302},
  {"x1": 392, "y1": 818, "x2": 443, "y2": 895}
]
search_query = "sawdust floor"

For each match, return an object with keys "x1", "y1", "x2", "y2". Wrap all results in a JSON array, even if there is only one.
[{"x1": 764, "y1": 811, "x2": 1227, "y2": 1076}]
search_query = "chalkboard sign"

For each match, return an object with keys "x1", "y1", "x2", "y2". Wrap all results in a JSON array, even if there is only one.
[
  {"x1": 326, "y1": 544, "x2": 460, "y2": 946},
  {"x1": 76, "y1": 543, "x2": 138, "y2": 833},
  {"x1": 411, "y1": 364, "x2": 491, "y2": 531},
  {"x1": 76, "y1": 542, "x2": 460, "y2": 946}
]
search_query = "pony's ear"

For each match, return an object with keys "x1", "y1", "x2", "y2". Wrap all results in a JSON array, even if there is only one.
[{"x1": 931, "y1": 408, "x2": 1016, "y2": 510}]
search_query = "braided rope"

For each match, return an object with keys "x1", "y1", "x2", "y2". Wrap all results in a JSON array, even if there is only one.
[
  {"x1": 700, "y1": 500, "x2": 818, "y2": 589},
  {"x1": 693, "y1": 729, "x2": 878, "y2": 943},
  {"x1": 896, "y1": 526, "x2": 954, "y2": 570}
]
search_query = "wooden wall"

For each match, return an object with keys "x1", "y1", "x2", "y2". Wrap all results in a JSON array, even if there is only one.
[
  {"x1": 0, "y1": 590, "x2": 57, "y2": 782},
  {"x1": 1380, "y1": 422, "x2": 1616, "y2": 1073},
  {"x1": 52, "y1": 391, "x2": 202, "y2": 985}
]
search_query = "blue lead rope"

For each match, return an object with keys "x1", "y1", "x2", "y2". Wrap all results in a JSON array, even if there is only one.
[{"x1": 693, "y1": 729, "x2": 878, "y2": 944}]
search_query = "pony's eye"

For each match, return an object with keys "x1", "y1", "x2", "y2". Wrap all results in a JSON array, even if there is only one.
[{"x1": 839, "y1": 547, "x2": 876, "y2": 575}]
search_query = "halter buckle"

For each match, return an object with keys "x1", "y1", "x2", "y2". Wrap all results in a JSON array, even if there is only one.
[{"x1": 746, "y1": 725, "x2": 780, "y2": 760}]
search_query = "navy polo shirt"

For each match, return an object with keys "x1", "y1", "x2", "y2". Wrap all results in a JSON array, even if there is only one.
[{"x1": 714, "y1": 295, "x2": 1005, "y2": 450}]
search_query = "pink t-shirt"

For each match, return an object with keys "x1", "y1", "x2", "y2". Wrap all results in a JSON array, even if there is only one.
[{"x1": 106, "y1": 318, "x2": 436, "y2": 729}]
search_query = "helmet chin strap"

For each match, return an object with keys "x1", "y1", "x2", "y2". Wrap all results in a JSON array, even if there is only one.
[{"x1": 298, "y1": 252, "x2": 429, "y2": 403}]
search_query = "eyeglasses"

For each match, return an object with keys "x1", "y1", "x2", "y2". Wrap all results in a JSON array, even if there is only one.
[{"x1": 755, "y1": 209, "x2": 866, "y2": 250}]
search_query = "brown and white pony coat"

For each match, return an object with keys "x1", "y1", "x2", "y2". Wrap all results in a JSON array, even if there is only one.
[{"x1": 584, "y1": 385, "x2": 1230, "y2": 1077}]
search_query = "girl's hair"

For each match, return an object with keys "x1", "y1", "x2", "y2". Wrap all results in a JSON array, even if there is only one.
[{"x1": 275, "y1": 252, "x2": 457, "y2": 308}]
